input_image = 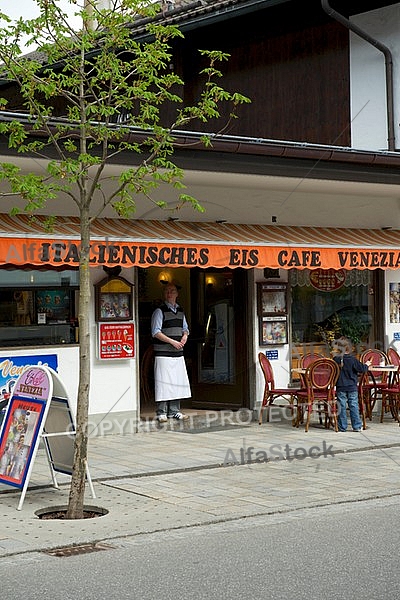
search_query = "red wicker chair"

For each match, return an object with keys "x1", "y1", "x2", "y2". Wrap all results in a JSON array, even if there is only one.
[
  {"x1": 360, "y1": 349, "x2": 390, "y2": 420},
  {"x1": 380, "y1": 348, "x2": 400, "y2": 423},
  {"x1": 258, "y1": 353, "x2": 297, "y2": 425},
  {"x1": 299, "y1": 353, "x2": 325, "y2": 425},
  {"x1": 295, "y1": 358, "x2": 340, "y2": 432}
]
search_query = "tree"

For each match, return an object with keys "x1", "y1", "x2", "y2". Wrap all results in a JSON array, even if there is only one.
[{"x1": 0, "y1": 0, "x2": 250, "y2": 518}]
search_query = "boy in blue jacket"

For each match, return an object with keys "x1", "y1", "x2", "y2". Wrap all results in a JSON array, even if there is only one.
[{"x1": 333, "y1": 336, "x2": 371, "y2": 432}]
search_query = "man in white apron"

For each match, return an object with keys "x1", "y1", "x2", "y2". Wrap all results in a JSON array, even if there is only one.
[{"x1": 151, "y1": 283, "x2": 191, "y2": 422}]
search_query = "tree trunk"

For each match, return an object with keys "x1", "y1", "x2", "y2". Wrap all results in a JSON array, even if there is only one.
[{"x1": 66, "y1": 204, "x2": 91, "y2": 519}]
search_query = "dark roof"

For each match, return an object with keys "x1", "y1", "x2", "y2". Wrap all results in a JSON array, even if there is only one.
[
  {"x1": 128, "y1": 0, "x2": 288, "y2": 37},
  {"x1": 115, "y1": 0, "x2": 400, "y2": 40},
  {"x1": 3, "y1": 0, "x2": 398, "y2": 70},
  {"x1": 128, "y1": 0, "x2": 400, "y2": 33},
  {"x1": 0, "y1": 0, "x2": 263, "y2": 77}
]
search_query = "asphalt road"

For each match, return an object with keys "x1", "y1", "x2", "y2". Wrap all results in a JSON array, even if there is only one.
[{"x1": 1, "y1": 495, "x2": 398, "y2": 600}]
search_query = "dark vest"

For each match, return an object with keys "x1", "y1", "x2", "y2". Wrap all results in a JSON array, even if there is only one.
[{"x1": 153, "y1": 304, "x2": 185, "y2": 358}]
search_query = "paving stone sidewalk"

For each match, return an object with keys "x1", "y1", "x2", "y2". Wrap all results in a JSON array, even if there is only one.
[{"x1": 0, "y1": 416, "x2": 400, "y2": 557}]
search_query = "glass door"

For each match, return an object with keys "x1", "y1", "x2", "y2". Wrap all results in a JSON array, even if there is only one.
[{"x1": 188, "y1": 268, "x2": 248, "y2": 408}]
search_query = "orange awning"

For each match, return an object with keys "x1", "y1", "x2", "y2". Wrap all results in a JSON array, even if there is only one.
[{"x1": 1, "y1": 214, "x2": 400, "y2": 270}]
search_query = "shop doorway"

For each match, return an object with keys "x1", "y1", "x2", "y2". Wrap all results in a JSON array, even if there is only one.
[
  {"x1": 188, "y1": 268, "x2": 249, "y2": 409},
  {"x1": 138, "y1": 267, "x2": 249, "y2": 412}
]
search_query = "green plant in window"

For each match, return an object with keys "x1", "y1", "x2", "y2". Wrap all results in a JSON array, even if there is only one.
[
  {"x1": 339, "y1": 314, "x2": 371, "y2": 345},
  {"x1": 314, "y1": 313, "x2": 341, "y2": 348},
  {"x1": 314, "y1": 311, "x2": 371, "y2": 347}
]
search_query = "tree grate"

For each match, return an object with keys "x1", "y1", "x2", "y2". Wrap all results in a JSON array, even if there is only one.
[{"x1": 43, "y1": 542, "x2": 114, "y2": 557}]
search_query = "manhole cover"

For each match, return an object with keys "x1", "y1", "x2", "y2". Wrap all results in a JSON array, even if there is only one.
[{"x1": 43, "y1": 542, "x2": 114, "y2": 557}]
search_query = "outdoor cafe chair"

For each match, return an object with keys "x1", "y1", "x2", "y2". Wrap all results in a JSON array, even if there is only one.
[
  {"x1": 387, "y1": 347, "x2": 400, "y2": 366},
  {"x1": 358, "y1": 371, "x2": 369, "y2": 430},
  {"x1": 379, "y1": 347, "x2": 400, "y2": 423},
  {"x1": 300, "y1": 352, "x2": 325, "y2": 375},
  {"x1": 258, "y1": 353, "x2": 298, "y2": 425},
  {"x1": 360, "y1": 349, "x2": 390, "y2": 420},
  {"x1": 298, "y1": 352, "x2": 325, "y2": 425},
  {"x1": 295, "y1": 358, "x2": 340, "y2": 433}
]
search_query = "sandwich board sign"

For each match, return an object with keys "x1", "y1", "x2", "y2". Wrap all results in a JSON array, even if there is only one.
[{"x1": 0, "y1": 365, "x2": 94, "y2": 510}]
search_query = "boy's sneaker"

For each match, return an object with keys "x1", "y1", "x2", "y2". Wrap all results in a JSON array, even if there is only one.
[
  {"x1": 169, "y1": 412, "x2": 189, "y2": 421},
  {"x1": 157, "y1": 415, "x2": 168, "y2": 423}
]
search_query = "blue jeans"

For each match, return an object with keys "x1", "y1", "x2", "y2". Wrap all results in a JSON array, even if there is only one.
[
  {"x1": 337, "y1": 390, "x2": 362, "y2": 431},
  {"x1": 156, "y1": 400, "x2": 181, "y2": 417}
]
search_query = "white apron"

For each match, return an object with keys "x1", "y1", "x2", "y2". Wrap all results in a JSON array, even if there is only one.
[{"x1": 154, "y1": 356, "x2": 191, "y2": 401}]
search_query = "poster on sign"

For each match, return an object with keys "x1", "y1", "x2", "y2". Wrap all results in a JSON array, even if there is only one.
[
  {"x1": 260, "y1": 316, "x2": 287, "y2": 345},
  {"x1": 0, "y1": 365, "x2": 95, "y2": 510},
  {"x1": 0, "y1": 365, "x2": 52, "y2": 489},
  {"x1": 0, "y1": 396, "x2": 46, "y2": 488}
]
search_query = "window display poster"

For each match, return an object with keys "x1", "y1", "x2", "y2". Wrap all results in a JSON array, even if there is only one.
[
  {"x1": 0, "y1": 355, "x2": 58, "y2": 411},
  {"x1": 36, "y1": 289, "x2": 71, "y2": 322},
  {"x1": 99, "y1": 293, "x2": 131, "y2": 319},
  {"x1": 389, "y1": 283, "x2": 400, "y2": 323},
  {"x1": 0, "y1": 396, "x2": 46, "y2": 488}
]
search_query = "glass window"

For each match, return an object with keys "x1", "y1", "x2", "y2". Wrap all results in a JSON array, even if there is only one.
[
  {"x1": 0, "y1": 269, "x2": 79, "y2": 288},
  {"x1": 290, "y1": 269, "x2": 373, "y2": 347},
  {"x1": 0, "y1": 269, "x2": 79, "y2": 347}
]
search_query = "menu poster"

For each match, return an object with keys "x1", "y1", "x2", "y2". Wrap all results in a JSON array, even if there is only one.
[
  {"x1": 260, "y1": 316, "x2": 287, "y2": 345},
  {"x1": 257, "y1": 283, "x2": 288, "y2": 315},
  {"x1": 0, "y1": 397, "x2": 46, "y2": 488},
  {"x1": 98, "y1": 322, "x2": 135, "y2": 360}
]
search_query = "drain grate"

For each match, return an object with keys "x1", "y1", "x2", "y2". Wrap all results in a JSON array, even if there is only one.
[{"x1": 43, "y1": 542, "x2": 114, "y2": 557}]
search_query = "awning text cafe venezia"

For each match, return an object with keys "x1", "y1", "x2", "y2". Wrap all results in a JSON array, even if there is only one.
[
  {"x1": 2, "y1": 211, "x2": 400, "y2": 271},
  {"x1": 3, "y1": 238, "x2": 400, "y2": 271}
]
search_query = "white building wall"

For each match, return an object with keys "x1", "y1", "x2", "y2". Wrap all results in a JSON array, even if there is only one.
[
  {"x1": 254, "y1": 269, "x2": 290, "y2": 416},
  {"x1": 351, "y1": 3, "x2": 400, "y2": 150},
  {"x1": 89, "y1": 266, "x2": 138, "y2": 433}
]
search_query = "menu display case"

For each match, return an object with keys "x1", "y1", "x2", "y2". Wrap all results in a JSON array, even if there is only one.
[
  {"x1": 260, "y1": 316, "x2": 288, "y2": 345},
  {"x1": 95, "y1": 276, "x2": 133, "y2": 322},
  {"x1": 257, "y1": 283, "x2": 288, "y2": 346}
]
